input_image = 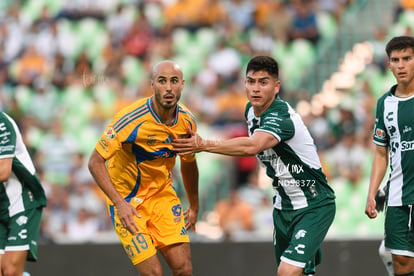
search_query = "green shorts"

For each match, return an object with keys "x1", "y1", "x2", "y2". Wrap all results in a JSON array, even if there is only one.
[
  {"x1": 273, "y1": 202, "x2": 335, "y2": 274},
  {"x1": 385, "y1": 205, "x2": 414, "y2": 257},
  {"x1": 0, "y1": 207, "x2": 43, "y2": 261}
]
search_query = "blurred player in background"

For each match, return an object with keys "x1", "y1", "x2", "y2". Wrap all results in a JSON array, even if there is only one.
[
  {"x1": 173, "y1": 55, "x2": 336, "y2": 276},
  {"x1": 0, "y1": 112, "x2": 47, "y2": 276},
  {"x1": 365, "y1": 36, "x2": 414, "y2": 276},
  {"x1": 88, "y1": 60, "x2": 199, "y2": 276}
]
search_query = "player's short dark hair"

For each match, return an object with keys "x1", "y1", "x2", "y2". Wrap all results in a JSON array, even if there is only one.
[
  {"x1": 246, "y1": 56, "x2": 279, "y2": 79},
  {"x1": 385, "y1": 36, "x2": 414, "y2": 57}
]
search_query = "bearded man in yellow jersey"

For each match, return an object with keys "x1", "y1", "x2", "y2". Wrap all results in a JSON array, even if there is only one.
[{"x1": 88, "y1": 60, "x2": 199, "y2": 276}]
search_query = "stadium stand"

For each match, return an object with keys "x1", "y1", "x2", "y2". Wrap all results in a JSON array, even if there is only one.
[{"x1": 0, "y1": 0, "x2": 403, "y2": 243}]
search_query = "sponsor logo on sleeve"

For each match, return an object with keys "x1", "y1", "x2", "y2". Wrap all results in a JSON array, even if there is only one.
[
  {"x1": 374, "y1": 127, "x2": 386, "y2": 139},
  {"x1": 105, "y1": 127, "x2": 116, "y2": 140}
]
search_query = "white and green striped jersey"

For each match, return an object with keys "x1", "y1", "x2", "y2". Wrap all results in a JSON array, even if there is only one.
[
  {"x1": 373, "y1": 85, "x2": 414, "y2": 207},
  {"x1": 0, "y1": 112, "x2": 46, "y2": 220},
  {"x1": 245, "y1": 98, "x2": 335, "y2": 211}
]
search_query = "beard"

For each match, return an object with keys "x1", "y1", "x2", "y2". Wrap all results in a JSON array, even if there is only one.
[{"x1": 155, "y1": 92, "x2": 180, "y2": 110}]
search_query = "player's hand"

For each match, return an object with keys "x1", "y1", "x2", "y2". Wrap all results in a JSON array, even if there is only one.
[
  {"x1": 116, "y1": 200, "x2": 141, "y2": 235},
  {"x1": 172, "y1": 128, "x2": 203, "y2": 155},
  {"x1": 365, "y1": 197, "x2": 378, "y2": 219},
  {"x1": 184, "y1": 206, "x2": 198, "y2": 233}
]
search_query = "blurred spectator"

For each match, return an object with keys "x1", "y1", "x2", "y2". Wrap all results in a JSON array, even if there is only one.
[
  {"x1": 215, "y1": 189, "x2": 254, "y2": 241},
  {"x1": 215, "y1": 80, "x2": 246, "y2": 125},
  {"x1": 248, "y1": 24, "x2": 276, "y2": 55},
  {"x1": 238, "y1": 168, "x2": 269, "y2": 207},
  {"x1": 73, "y1": 51, "x2": 93, "y2": 79},
  {"x1": 0, "y1": 47, "x2": 10, "y2": 86},
  {"x1": 400, "y1": 0, "x2": 414, "y2": 10},
  {"x1": 238, "y1": 169, "x2": 273, "y2": 241},
  {"x1": 368, "y1": 26, "x2": 388, "y2": 73},
  {"x1": 0, "y1": 6, "x2": 26, "y2": 63},
  {"x1": 105, "y1": 4, "x2": 135, "y2": 46},
  {"x1": 207, "y1": 40, "x2": 242, "y2": 86},
  {"x1": 163, "y1": 0, "x2": 206, "y2": 31},
  {"x1": 184, "y1": 68, "x2": 220, "y2": 124},
  {"x1": 226, "y1": 124, "x2": 258, "y2": 189},
  {"x1": 26, "y1": 78, "x2": 60, "y2": 129},
  {"x1": 318, "y1": 0, "x2": 348, "y2": 22},
  {"x1": 224, "y1": 0, "x2": 256, "y2": 32},
  {"x1": 288, "y1": 0, "x2": 320, "y2": 45},
  {"x1": 262, "y1": 1, "x2": 292, "y2": 45},
  {"x1": 68, "y1": 180, "x2": 106, "y2": 217},
  {"x1": 121, "y1": 14, "x2": 153, "y2": 59},
  {"x1": 14, "y1": 45, "x2": 50, "y2": 85},
  {"x1": 253, "y1": 0, "x2": 279, "y2": 28},
  {"x1": 199, "y1": 0, "x2": 227, "y2": 27},
  {"x1": 35, "y1": 119, "x2": 78, "y2": 186},
  {"x1": 43, "y1": 185, "x2": 75, "y2": 239},
  {"x1": 329, "y1": 103, "x2": 357, "y2": 142},
  {"x1": 50, "y1": 53, "x2": 73, "y2": 89},
  {"x1": 31, "y1": 18, "x2": 60, "y2": 60},
  {"x1": 102, "y1": 45, "x2": 124, "y2": 81},
  {"x1": 33, "y1": 6, "x2": 55, "y2": 31},
  {"x1": 308, "y1": 106, "x2": 335, "y2": 150},
  {"x1": 66, "y1": 208, "x2": 100, "y2": 242},
  {"x1": 325, "y1": 131, "x2": 369, "y2": 187},
  {"x1": 56, "y1": 1, "x2": 112, "y2": 21}
]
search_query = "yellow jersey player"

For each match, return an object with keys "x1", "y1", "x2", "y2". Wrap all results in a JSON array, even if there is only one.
[{"x1": 88, "y1": 60, "x2": 199, "y2": 276}]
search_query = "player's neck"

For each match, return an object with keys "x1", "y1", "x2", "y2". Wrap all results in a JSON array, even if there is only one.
[
  {"x1": 395, "y1": 82, "x2": 414, "y2": 97},
  {"x1": 156, "y1": 107, "x2": 176, "y2": 126}
]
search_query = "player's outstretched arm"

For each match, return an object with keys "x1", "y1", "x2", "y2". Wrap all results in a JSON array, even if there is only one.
[{"x1": 173, "y1": 129, "x2": 278, "y2": 157}]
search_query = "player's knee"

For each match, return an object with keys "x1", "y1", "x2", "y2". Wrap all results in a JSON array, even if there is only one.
[
  {"x1": 2, "y1": 264, "x2": 24, "y2": 276},
  {"x1": 277, "y1": 265, "x2": 303, "y2": 276},
  {"x1": 172, "y1": 260, "x2": 192, "y2": 276}
]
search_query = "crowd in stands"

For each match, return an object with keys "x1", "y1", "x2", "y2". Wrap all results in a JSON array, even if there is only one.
[{"x1": 0, "y1": 0, "x2": 407, "y2": 243}]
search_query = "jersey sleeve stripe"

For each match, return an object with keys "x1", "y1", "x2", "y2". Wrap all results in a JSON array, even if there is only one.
[
  {"x1": 255, "y1": 129, "x2": 281, "y2": 142},
  {"x1": 373, "y1": 140, "x2": 388, "y2": 147},
  {"x1": 0, "y1": 154, "x2": 14, "y2": 159},
  {"x1": 114, "y1": 107, "x2": 149, "y2": 132}
]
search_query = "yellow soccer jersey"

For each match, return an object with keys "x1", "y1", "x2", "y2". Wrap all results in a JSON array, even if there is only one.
[{"x1": 95, "y1": 97, "x2": 197, "y2": 206}]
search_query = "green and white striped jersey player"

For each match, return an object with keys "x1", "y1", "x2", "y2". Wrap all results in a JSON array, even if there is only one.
[
  {"x1": 0, "y1": 112, "x2": 46, "y2": 264},
  {"x1": 245, "y1": 99, "x2": 335, "y2": 210},
  {"x1": 172, "y1": 56, "x2": 335, "y2": 275},
  {"x1": 373, "y1": 84, "x2": 414, "y2": 207}
]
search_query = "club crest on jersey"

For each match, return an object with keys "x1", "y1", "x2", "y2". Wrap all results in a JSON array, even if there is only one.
[
  {"x1": 295, "y1": 229, "x2": 307, "y2": 239},
  {"x1": 172, "y1": 204, "x2": 182, "y2": 223},
  {"x1": 147, "y1": 135, "x2": 156, "y2": 146},
  {"x1": 172, "y1": 204, "x2": 182, "y2": 217},
  {"x1": 105, "y1": 127, "x2": 116, "y2": 140},
  {"x1": 16, "y1": 216, "x2": 28, "y2": 226}
]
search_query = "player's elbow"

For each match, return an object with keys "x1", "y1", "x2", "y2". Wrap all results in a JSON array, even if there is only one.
[{"x1": 243, "y1": 144, "x2": 262, "y2": 156}]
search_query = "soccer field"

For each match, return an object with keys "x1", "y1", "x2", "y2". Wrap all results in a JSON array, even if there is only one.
[{"x1": 26, "y1": 240, "x2": 387, "y2": 276}]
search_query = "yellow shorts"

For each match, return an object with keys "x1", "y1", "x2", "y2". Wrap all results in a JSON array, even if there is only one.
[{"x1": 109, "y1": 186, "x2": 189, "y2": 265}]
